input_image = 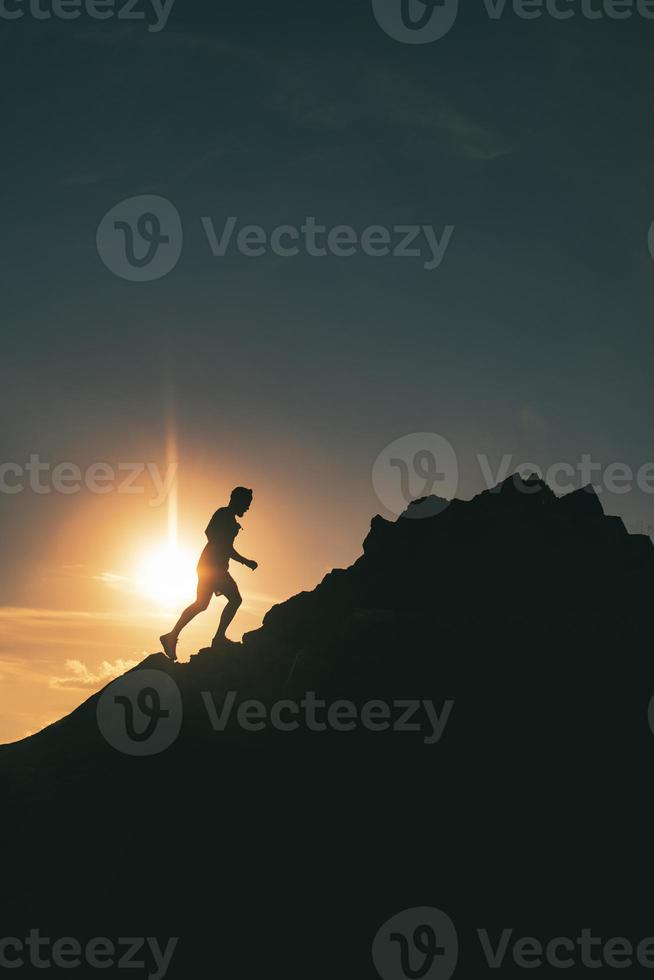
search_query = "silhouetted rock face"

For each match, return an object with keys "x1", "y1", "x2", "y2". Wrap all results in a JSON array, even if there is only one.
[
  {"x1": 360, "y1": 474, "x2": 651, "y2": 609},
  {"x1": 1, "y1": 473, "x2": 652, "y2": 765},
  {"x1": 557, "y1": 483, "x2": 604, "y2": 519},
  {"x1": 1, "y1": 473, "x2": 653, "y2": 978}
]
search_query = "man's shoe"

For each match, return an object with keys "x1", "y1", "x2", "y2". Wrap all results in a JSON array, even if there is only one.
[{"x1": 160, "y1": 633, "x2": 178, "y2": 662}]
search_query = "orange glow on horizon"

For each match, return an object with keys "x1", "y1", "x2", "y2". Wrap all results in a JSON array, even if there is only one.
[{"x1": 1, "y1": 412, "x2": 365, "y2": 743}]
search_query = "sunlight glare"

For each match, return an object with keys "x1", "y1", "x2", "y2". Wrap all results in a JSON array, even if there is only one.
[{"x1": 136, "y1": 544, "x2": 197, "y2": 610}]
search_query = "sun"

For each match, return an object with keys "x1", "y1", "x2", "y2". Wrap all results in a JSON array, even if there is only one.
[{"x1": 136, "y1": 543, "x2": 197, "y2": 609}]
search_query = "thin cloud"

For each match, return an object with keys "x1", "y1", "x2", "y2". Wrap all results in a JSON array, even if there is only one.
[
  {"x1": 50, "y1": 657, "x2": 140, "y2": 690},
  {"x1": 94, "y1": 572, "x2": 130, "y2": 591},
  {"x1": 0, "y1": 605, "x2": 164, "y2": 629},
  {"x1": 74, "y1": 29, "x2": 512, "y2": 171},
  {"x1": 368, "y1": 70, "x2": 513, "y2": 161},
  {"x1": 1, "y1": 606, "x2": 118, "y2": 623}
]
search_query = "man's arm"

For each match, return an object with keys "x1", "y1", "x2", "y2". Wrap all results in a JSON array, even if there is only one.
[{"x1": 231, "y1": 548, "x2": 258, "y2": 570}]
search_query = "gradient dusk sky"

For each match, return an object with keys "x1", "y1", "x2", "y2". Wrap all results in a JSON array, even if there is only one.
[{"x1": 1, "y1": 0, "x2": 654, "y2": 741}]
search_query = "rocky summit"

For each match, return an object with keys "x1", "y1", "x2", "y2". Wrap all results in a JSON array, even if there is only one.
[{"x1": 1, "y1": 474, "x2": 652, "y2": 979}]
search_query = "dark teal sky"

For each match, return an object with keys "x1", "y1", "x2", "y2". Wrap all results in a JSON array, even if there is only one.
[{"x1": 2, "y1": 0, "x2": 654, "y2": 604}]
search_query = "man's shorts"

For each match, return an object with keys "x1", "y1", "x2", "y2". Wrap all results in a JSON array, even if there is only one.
[{"x1": 197, "y1": 559, "x2": 238, "y2": 598}]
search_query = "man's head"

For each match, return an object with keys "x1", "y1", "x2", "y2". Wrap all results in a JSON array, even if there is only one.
[{"x1": 229, "y1": 486, "x2": 253, "y2": 516}]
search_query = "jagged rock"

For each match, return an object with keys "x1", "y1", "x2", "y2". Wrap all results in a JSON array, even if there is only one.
[{"x1": 557, "y1": 484, "x2": 604, "y2": 518}]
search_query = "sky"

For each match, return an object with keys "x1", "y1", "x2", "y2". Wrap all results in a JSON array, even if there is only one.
[{"x1": 1, "y1": 0, "x2": 654, "y2": 742}]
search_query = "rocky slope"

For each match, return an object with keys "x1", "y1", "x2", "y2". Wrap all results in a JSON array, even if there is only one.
[{"x1": 1, "y1": 474, "x2": 652, "y2": 979}]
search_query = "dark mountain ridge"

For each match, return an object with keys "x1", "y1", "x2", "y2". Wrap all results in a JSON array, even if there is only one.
[
  {"x1": 3, "y1": 473, "x2": 651, "y2": 765},
  {"x1": 1, "y1": 473, "x2": 653, "y2": 979}
]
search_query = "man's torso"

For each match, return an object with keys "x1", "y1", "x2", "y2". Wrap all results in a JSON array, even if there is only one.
[{"x1": 201, "y1": 507, "x2": 240, "y2": 568}]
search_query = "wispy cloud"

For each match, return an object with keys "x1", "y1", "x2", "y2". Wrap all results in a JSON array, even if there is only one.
[
  {"x1": 0, "y1": 593, "x2": 277, "y2": 743},
  {"x1": 0, "y1": 605, "x2": 160, "y2": 626},
  {"x1": 93, "y1": 572, "x2": 131, "y2": 591},
  {"x1": 71, "y1": 28, "x2": 512, "y2": 181},
  {"x1": 50, "y1": 657, "x2": 140, "y2": 690},
  {"x1": 368, "y1": 70, "x2": 513, "y2": 161}
]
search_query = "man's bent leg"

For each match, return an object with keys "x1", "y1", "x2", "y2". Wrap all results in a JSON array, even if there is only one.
[
  {"x1": 173, "y1": 582, "x2": 213, "y2": 635},
  {"x1": 213, "y1": 575, "x2": 242, "y2": 644},
  {"x1": 161, "y1": 581, "x2": 213, "y2": 659}
]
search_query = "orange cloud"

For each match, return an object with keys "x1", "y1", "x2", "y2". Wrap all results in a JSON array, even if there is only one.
[{"x1": 50, "y1": 657, "x2": 140, "y2": 690}]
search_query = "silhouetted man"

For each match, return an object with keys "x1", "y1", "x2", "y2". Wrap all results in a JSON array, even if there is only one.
[{"x1": 160, "y1": 487, "x2": 258, "y2": 660}]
